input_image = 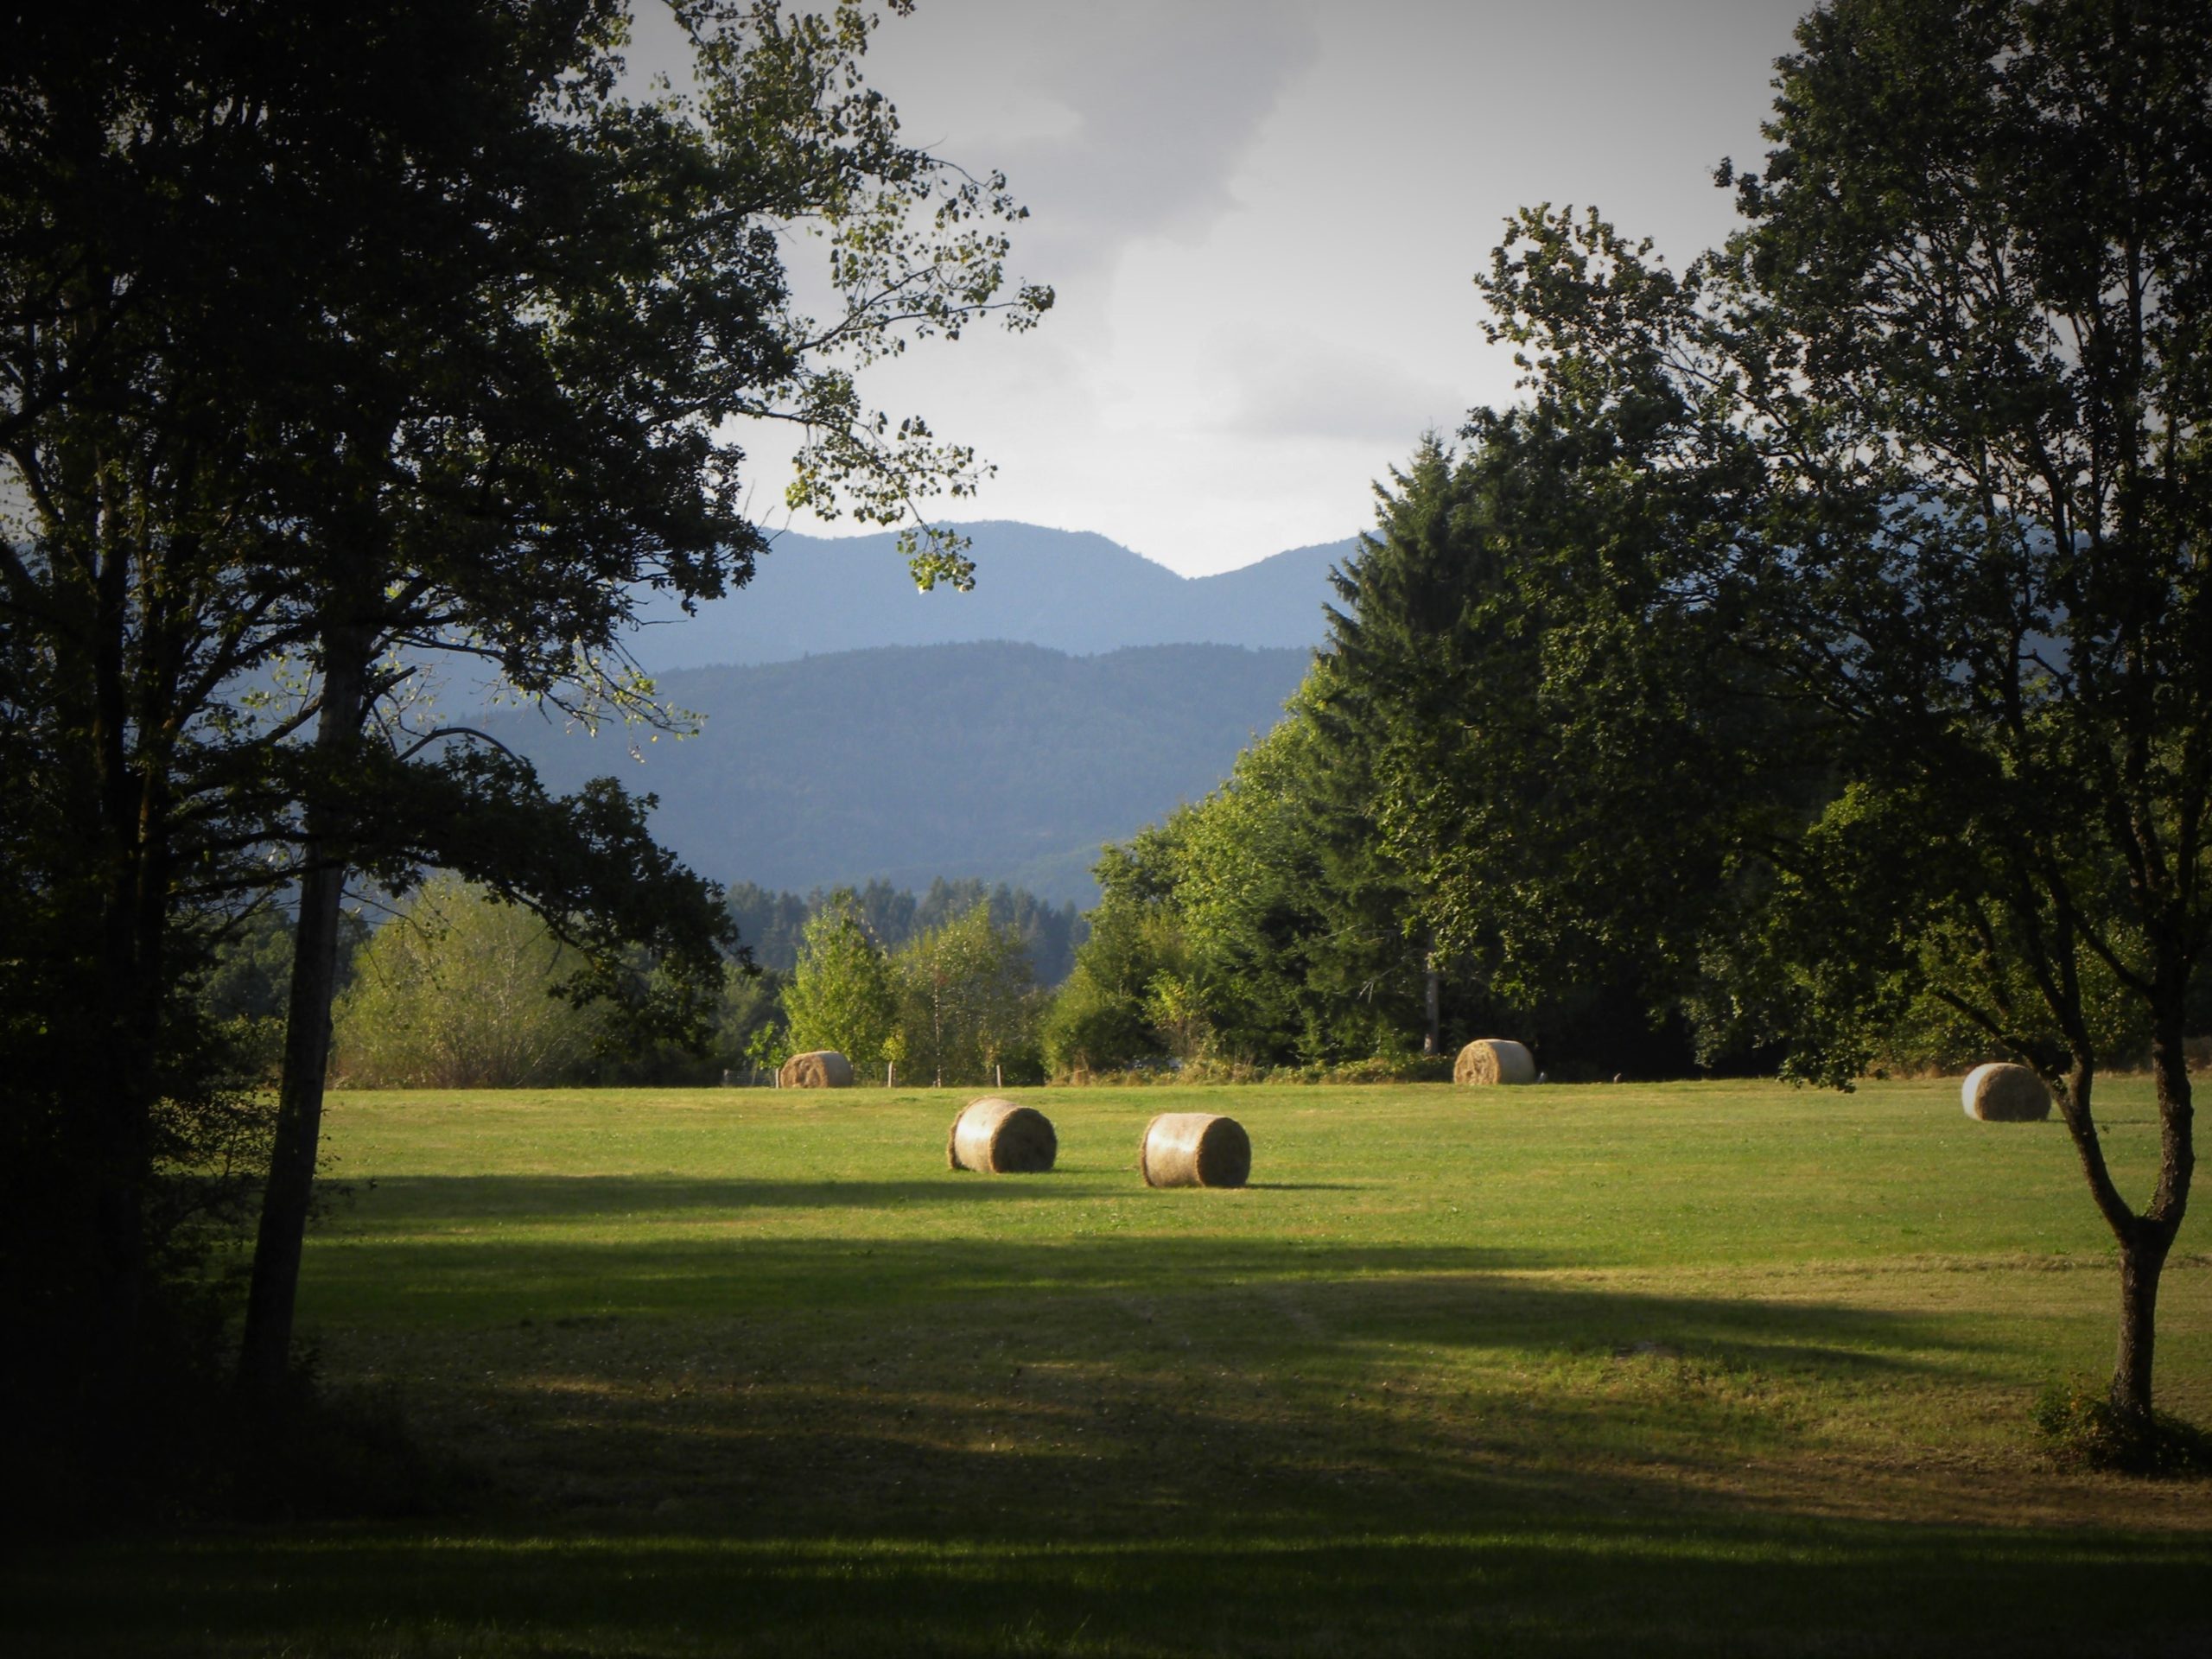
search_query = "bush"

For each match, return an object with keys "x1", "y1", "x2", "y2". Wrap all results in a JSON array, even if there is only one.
[
  {"x1": 2033, "y1": 1378, "x2": 2212, "y2": 1478},
  {"x1": 332, "y1": 876, "x2": 608, "y2": 1087}
]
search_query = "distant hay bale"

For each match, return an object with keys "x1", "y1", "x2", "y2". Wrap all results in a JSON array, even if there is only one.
[
  {"x1": 1139, "y1": 1112, "x2": 1250, "y2": 1189},
  {"x1": 1453, "y1": 1039, "x2": 1536, "y2": 1086},
  {"x1": 947, "y1": 1096, "x2": 1057, "y2": 1173},
  {"x1": 779, "y1": 1049, "x2": 854, "y2": 1089},
  {"x1": 1961, "y1": 1062, "x2": 2051, "y2": 1122}
]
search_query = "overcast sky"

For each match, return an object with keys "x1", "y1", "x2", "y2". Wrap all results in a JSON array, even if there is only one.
[{"x1": 671, "y1": 1, "x2": 1815, "y2": 577}]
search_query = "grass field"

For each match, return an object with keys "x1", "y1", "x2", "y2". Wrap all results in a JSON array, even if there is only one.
[{"x1": 12, "y1": 1078, "x2": 2210, "y2": 1656}]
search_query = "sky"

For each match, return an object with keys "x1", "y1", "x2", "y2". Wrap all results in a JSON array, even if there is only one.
[{"x1": 650, "y1": 1, "x2": 1815, "y2": 577}]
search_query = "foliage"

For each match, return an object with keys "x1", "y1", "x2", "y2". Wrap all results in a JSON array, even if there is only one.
[
  {"x1": 1714, "y1": 0, "x2": 2211, "y2": 1421},
  {"x1": 332, "y1": 878, "x2": 612, "y2": 1090},
  {"x1": 729, "y1": 874, "x2": 1088, "y2": 985},
  {"x1": 201, "y1": 911, "x2": 315, "y2": 1027},
  {"x1": 725, "y1": 885, "x2": 819, "y2": 976},
  {"x1": 2033, "y1": 1377, "x2": 2212, "y2": 1478},
  {"x1": 1042, "y1": 837, "x2": 1192, "y2": 1075},
  {"x1": 1335, "y1": 397, "x2": 1777, "y2": 1065},
  {"x1": 1164, "y1": 709, "x2": 1429, "y2": 1065},
  {"x1": 891, "y1": 900, "x2": 1039, "y2": 1086},
  {"x1": 0, "y1": 0, "x2": 1047, "y2": 1443},
  {"x1": 781, "y1": 889, "x2": 899, "y2": 1070},
  {"x1": 1046, "y1": 435, "x2": 1738, "y2": 1080},
  {"x1": 1465, "y1": 0, "x2": 2211, "y2": 1414}
]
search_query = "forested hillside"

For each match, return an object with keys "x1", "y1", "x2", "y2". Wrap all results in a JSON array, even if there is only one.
[
  {"x1": 499, "y1": 642, "x2": 1310, "y2": 904},
  {"x1": 626, "y1": 522, "x2": 1356, "y2": 669}
]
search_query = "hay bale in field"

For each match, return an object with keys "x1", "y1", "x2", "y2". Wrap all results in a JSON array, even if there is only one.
[
  {"x1": 1139, "y1": 1112, "x2": 1250, "y2": 1189},
  {"x1": 779, "y1": 1049, "x2": 854, "y2": 1089},
  {"x1": 1961, "y1": 1062, "x2": 2051, "y2": 1122},
  {"x1": 1453, "y1": 1038, "x2": 1536, "y2": 1086},
  {"x1": 947, "y1": 1096, "x2": 1058, "y2": 1173}
]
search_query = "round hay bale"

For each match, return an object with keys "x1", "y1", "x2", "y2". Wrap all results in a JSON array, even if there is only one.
[
  {"x1": 1961, "y1": 1062, "x2": 2051, "y2": 1122},
  {"x1": 947, "y1": 1096, "x2": 1057, "y2": 1173},
  {"x1": 778, "y1": 1049, "x2": 854, "y2": 1089},
  {"x1": 1453, "y1": 1038, "x2": 1536, "y2": 1086},
  {"x1": 1139, "y1": 1112, "x2": 1250, "y2": 1189}
]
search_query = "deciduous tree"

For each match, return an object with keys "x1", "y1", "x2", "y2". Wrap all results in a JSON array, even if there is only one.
[
  {"x1": 0, "y1": 0, "x2": 1047, "y2": 1434},
  {"x1": 782, "y1": 887, "x2": 899, "y2": 1070},
  {"x1": 332, "y1": 876, "x2": 607, "y2": 1089},
  {"x1": 1475, "y1": 0, "x2": 2210, "y2": 1424}
]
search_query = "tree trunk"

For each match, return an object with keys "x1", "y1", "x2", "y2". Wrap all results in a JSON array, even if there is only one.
[
  {"x1": 1422, "y1": 944, "x2": 1440, "y2": 1057},
  {"x1": 2112, "y1": 1230, "x2": 2166, "y2": 1416},
  {"x1": 84, "y1": 513, "x2": 171, "y2": 1429},
  {"x1": 86, "y1": 817, "x2": 157, "y2": 1417},
  {"x1": 236, "y1": 628, "x2": 368, "y2": 1400},
  {"x1": 2108, "y1": 1009, "x2": 2197, "y2": 1417}
]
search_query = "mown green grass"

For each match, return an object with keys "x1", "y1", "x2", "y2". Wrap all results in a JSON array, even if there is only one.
[{"x1": 13, "y1": 1078, "x2": 2209, "y2": 1656}]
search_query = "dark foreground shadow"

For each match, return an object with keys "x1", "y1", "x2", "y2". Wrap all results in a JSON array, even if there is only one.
[
  {"x1": 143, "y1": 1175, "x2": 2202, "y2": 1657},
  {"x1": 11, "y1": 1516, "x2": 2209, "y2": 1658}
]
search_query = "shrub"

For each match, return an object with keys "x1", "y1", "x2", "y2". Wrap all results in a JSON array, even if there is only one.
[{"x1": 2033, "y1": 1378, "x2": 2212, "y2": 1478}]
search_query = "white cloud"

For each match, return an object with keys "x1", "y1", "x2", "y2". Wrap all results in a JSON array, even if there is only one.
[
  {"x1": 646, "y1": 1, "x2": 1815, "y2": 576},
  {"x1": 1217, "y1": 331, "x2": 1468, "y2": 443}
]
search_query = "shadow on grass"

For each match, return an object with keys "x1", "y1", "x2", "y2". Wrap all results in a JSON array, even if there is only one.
[
  {"x1": 414, "y1": 1253, "x2": 1981, "y2": 1518},
  {"x1": 303, "y1": 1226, "x2": 1994, "y2": 1546},
  {"x1": 11, "y1": 1519, "x2": 2209, "y2": 1657},
  {"x1": 213, "y1": 1174, "x2": 2209, "y2": 1656},
  {"x1": 24, "y1": 1183, "x2": 2202, "y2": 1656},
  {"x1": 309, "y1": 1229, "x2": 1555, "y2": 1319},
  {"x1": 346, "y1": 1173, "x2": 1093, "y2": 1216}
]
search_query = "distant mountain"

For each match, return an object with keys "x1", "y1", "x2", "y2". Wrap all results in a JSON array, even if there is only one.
[
  {"x1": 497, "y1": 642, "x2": 1311, "y2": 905},
  {"x1": 626, "y1": 521, "x2": 1357, "y2": 670}
]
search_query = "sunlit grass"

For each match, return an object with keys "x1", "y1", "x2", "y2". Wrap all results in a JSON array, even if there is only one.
[{"x1": 11, "y1": 1077, "x2": 2208, "y2": 1656}]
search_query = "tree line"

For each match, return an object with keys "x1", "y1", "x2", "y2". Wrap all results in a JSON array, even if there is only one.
[
  {"x1": 202, "y1": 875, "x2": 1085, "y2": 1090},
  {"x1": 727, "y1": 879, "x2": 1086, "y2": 986}
]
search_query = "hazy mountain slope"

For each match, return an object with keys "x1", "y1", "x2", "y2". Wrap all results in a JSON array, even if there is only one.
[
  {"x1": 501, "y1": 642, "x2": 1310, "y2": 904},
  {"x1": 628, "y1": 521, "x2": 1357, "y2": 669},
  {"x1": 1180, "y1": 537, "x2": 1356, "y2": 647}
]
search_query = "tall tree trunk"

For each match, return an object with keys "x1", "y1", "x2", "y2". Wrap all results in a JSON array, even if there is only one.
[
  {"x1": 1422, "y1": 942, "x2": 1440, "y2": 1057},
  {"x1": 236, "y1": 627, "x2": 368, "y2": 1401},
  {"x1": 85, "y1": 515, "x2": 166, "y2": 1428},
  {"x1": 86, "y1": 821, "x2": 156, "y2": 1415}
]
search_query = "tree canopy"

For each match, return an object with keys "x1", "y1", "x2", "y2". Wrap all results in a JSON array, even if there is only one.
[
  {"x1": 1, "y1": 0, "x2": 1047, "y2": 1476},
  {"x1": 1445, "y1": 0, "x2": 2210, "y2": 1422}
]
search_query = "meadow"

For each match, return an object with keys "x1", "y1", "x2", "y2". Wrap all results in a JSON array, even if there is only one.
[{"x1": 12, "y1": 1078, "x2": 2210, "y2": 1656}]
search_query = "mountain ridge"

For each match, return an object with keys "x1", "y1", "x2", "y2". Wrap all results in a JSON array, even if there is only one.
[
  {"x1": 499, "y1": 639, "x2": 1313, "y2": 905},
  {"x1": 629, "y1": 520, "x2": 1358, "y2": 670}
]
